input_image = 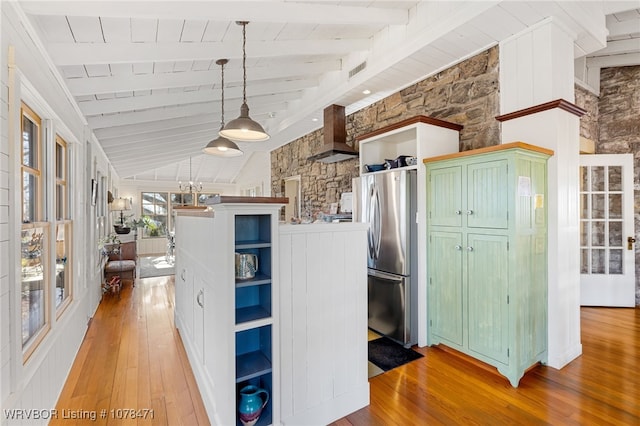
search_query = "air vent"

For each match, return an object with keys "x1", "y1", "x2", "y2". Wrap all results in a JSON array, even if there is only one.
[{"x1": 349, "y1": 61, "x2": 367, "y2": 79}]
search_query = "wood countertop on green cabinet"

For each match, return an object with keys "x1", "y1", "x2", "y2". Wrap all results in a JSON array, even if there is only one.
[{"x1": 425, "y1": 143, "x2": 552, "y2": 387}]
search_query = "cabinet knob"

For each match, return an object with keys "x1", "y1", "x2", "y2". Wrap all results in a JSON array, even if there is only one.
[
  {"x1": 455, "y1": 245, "x2": 462, "y2": 251},
  {"x1": 455, "y1": 210, "x2": 462, "y2": 215},
  {"x1": 466, "y1": 246, "x2": 474, "y2": 252},
  {"x1": 467, "y1": 210, "x2": 474, "y2": 215}
]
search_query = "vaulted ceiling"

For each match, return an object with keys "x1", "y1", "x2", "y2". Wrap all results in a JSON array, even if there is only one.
[{"x1": 16, "y1": 1, "x2": 640, "y2": 185}]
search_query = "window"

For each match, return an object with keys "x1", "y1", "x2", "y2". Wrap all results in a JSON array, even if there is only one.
[
  {"x1": 20, "y1": 103, "x2": 50, "y2": 359},
  {"x1": 141, "y1": 192, "x2": 168, "y2": 237},
  {"x1": 55, "y1": 135, "x2": 72, "y2": 314}
]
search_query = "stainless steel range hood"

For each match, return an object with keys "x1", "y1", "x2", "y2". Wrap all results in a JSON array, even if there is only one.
[{"x1": 308, "y1": 104, "x2": 358, "y2": 163}]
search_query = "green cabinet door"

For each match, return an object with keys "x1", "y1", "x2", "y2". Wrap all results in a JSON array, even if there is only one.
[
  {"x1": 466, "y1": 233, "x2": 509, "y2": 364},
  {"x1": 429, "y1": 166, "x2": 463, "y2": 227},
  {"x1": 467, "y1": 160, "x2": 509, "y2": 229},
  {"x1": 428, "y1": 231, "x2": 464, "y2": 347}
]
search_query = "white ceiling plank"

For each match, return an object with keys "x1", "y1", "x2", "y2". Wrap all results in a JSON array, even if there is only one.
[
  {"x1": 60, "y1": 65, "x2": 86, "y2": 79},
  {"x1": 587, "y1": 51, "x2": 640, "y2": 67},
  {"x1": 66, "y1": 60, "x2": 341, "y2": 95},
  {"x1": 131, "y1": 18, "x2": 158, "y2": 42},
  {"x1": 202, "y1": 20, "x2": 230, "y2": 42},
  {"x1": 79, "y1": 80, "x2": 316, "y2": 115},
  {"x1": 95, "y1": 113, "x2": 215, "y2": 139},
  {"x1": 87, "y1": 96, "x2": 296, "y2": 129},
  {"x1": 173, "y1": 61, "x2": 193, "y2": 72},
  {"x1": 109, "y1": 63, "x2": 133, "y2": 76},
  {"x1": 101, "y1": 17, "x2": 131, "y2": 42},
  {"x1": 192, "y1": 60, "x2": 214, "y2": 71},
  {"x1": 157, "y1": 19, "x2": 184, "y2": 42},
  {"x1": 33, "y1": 15, "x2": 74, "y2": 42},
  {"x1": 607, "y1": 16, "x2": 640, "y2": 37},
  {"x1": 591, "y1": 37, "x2": 640, "y2": 56},
  {"x1": 75, "y1": 95, "x2": 96, "y2": 102},
  {"x1": 133, "y1": 62, "x2": 154, "y2": 74},
  {"x1": 47, "y1": 39, "x2": 370, "y2": 65},
  {"x1": 67, "y1": 16, "x2": 103, "y2": 42},
  {"x1": 103, "y1": 126, "x2": 216, "y2": 150},
  {"x1": 84, "y1": 64, "x2": 111, "y2": 77},
  {"x1": 20, "y1": 2, "x2": 409, "y2": 25},
  {"x1": 94, "y1": 93, "x2": 115, "y2": 100},
  {"x1": 154, "y1": 62, "x2": 175, "y2": 74},
  {"x1": 181, "y1": 20, "x2": 208, "y2": 42}
]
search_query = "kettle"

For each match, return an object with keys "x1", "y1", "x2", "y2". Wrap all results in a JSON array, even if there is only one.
[{"x1": 235, "y1": 253, "x2": 258, "y2": 280}]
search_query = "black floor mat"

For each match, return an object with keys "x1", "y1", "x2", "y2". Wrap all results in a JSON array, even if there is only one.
[{"x1": 368, "y1": 337, "x2": 423, "y2": 372}]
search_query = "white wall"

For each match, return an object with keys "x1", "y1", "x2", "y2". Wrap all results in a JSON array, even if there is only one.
[
  {"x1": 234, "y1": 151, "x2": 271, "y2": 196},
  {"x1": 0, "y1": 3, "x2": 108, "y2": 422}
]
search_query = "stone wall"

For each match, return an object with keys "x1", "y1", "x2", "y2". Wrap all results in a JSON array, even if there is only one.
[
  {"x1": 271, "y1": 46, "x2": 500, "y2": 216},
  {"x1": 575, "y1": 84, "x2": 599, "y2": 145},
  {"x1": 596, "y1": 66, "x2": 640, "y2": 304}
]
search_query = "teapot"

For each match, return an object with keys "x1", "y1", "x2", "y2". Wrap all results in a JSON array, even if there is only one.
[
  {"x1": 238, "y1": 385, "x2": 269, "y2": 426},
  {"x1": 235, "y1": 253, "x2": 258, "y2": 280}
]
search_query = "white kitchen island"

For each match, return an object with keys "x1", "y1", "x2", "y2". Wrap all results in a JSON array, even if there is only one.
[
  {"x1": 279, "y1": 222, "x2": 369, "y2": 425},
  {"x1": 174, "y1": 199, "x2": 369, "y2": 426}
]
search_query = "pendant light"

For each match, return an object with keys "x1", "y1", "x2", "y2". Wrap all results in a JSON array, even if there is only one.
[
  {"x1": 220, "y1": 21, "x2": 270, "y2": 142},
  {"x1": 203, "y1": 59, "x2": 243, "y2": 156}
]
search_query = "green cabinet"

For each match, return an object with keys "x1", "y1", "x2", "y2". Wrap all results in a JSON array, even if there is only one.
[{"x1": 425, "y1": 142, "x2": 551, "y2": 387}]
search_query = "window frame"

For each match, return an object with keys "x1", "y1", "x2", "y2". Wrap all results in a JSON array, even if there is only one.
[
  {"x1": 20, "y1": 102, "x2": 50, "y2": 362},
  {"x1": 55, "y1": 135, "x2": 73, "y2": 316}
]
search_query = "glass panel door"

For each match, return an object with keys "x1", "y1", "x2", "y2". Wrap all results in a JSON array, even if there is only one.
[{"x1": 579, "y1": 154, "x2": 635, "y2": 307}]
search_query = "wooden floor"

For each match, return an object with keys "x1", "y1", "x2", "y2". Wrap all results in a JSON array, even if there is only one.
[
  {"x1": 54, "y1": 275, "x2": 639, "y2": 425},
  {"x1": 52, "y1": 276, "x2": 209, "y2": 426}
]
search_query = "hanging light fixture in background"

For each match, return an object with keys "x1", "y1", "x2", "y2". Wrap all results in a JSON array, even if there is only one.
[
  {"x1": 220, "y1": 21, "x2": 270, "y2": 142},
  {"x1": 178, "y1": 156, "x2": 203, "y2": 197},
  {"x1": 203, "y1": 59, "x2": 243, "y2": 157}
]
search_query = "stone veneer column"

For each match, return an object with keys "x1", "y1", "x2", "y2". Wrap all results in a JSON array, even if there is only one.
[{"x1": 498, "y1": 18, "x2": 584, "y2": 370}]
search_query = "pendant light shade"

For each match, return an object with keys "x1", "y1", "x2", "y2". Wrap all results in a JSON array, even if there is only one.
[
  {"x1": 203, "y1": 59, "x2": 243, "y2": 157},
  {"x1": 220, "y1": 21, "x2": 270, "y2": 142}
]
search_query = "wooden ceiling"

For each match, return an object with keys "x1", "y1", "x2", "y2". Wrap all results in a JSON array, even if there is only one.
[{"x1": 15, "y1": 1, "x2": 640, "y2": 185}]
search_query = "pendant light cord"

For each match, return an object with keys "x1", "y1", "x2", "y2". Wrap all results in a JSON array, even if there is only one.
[
  {"x1": 221, "y1": 61, "x2": 225, "y2": 126},
  {"x1": 242, "y1": 22, "x2": 247, "y2": 104}
]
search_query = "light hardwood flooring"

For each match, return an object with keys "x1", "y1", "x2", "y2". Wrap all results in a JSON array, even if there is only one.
[
  {"x1": 51, "y1": 276, "x2": 208, "y2": 425},
  {"x1": 54, "y1": 275, "x2": 639, "y2": 425}
]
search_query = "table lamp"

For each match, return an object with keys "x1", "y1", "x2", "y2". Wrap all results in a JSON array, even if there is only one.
[{"x1": 110, "y1": 198, "x2": 131, "y2": 234}]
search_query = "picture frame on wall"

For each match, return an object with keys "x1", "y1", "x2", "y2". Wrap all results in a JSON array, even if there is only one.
[{"x1": 91, "y1": 179, "x2": 98, "y2": 206}]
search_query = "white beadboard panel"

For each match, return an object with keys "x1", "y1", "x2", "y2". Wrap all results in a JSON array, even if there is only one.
[
  {"x1": 500, "y1": 18, "x2": 576, "y2": 114},
  {"x1": 279, "y1": 223, "x2": 369, "y2": 425},
  {"x1": 501, "y1": 109, "x2": 582, "y2": 370}
]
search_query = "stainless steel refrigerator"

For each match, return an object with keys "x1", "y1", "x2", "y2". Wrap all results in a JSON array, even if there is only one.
[{"x1": 353, "y1": 169, "x2": 417, "y2": 347}]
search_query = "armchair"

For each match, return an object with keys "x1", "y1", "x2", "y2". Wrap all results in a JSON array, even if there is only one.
[{"x1": 104, "y1": 241, "x2": 137, "y2": 285}]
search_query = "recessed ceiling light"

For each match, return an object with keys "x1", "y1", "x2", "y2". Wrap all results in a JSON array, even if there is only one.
[
  {"x1": 311, "y1": 117, "x2": 319, "y2": 122},
  {"x1": 362, "y1": 89, "x2": 371, "y2": 95}
]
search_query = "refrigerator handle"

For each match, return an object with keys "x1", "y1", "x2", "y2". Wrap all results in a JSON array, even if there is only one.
[
  {"x1": 373, "y1": 184, "x2": 382, "y2": 259},
  {"x1": 367, "y1": 184, "x2": 376, "y2": 260}
]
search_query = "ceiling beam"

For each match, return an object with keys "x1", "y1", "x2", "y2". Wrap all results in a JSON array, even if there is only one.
[
  {"x1": 47, "y1": 40, "x2": 370, "y2": 65},
  {"x1": 79, "y1": 79, "x2": 315, "y2": 115},
  {"x1": 606, "y1": 16, "x2": 640, "y2": 38},
  {"x1": 590, "y1": 38, "x2": 640, "y2": 56},
  {"x1": 586, "y1": 52, "x2": 640, "y2": 67},
  {"x1": 87, "y1": 95, "x2": 294, "y2": 129},
  {"x1": 19, "y1": 1, "x2": 409, "y2": 25},
  {"x1": 66, "y1": 60, "x2": 341, "y2": 96}
]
